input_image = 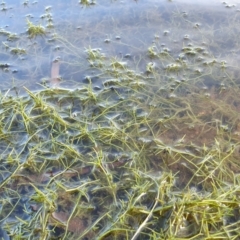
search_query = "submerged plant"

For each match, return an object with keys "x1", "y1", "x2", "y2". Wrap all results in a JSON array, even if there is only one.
[{"x1": 1, "y1": 0, "x2": 240, "y2": 239}]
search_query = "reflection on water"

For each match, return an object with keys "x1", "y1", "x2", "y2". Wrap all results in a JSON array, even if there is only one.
[
  {"x1": 0, "y1": 0, "x2": 239, "y2": 91},
  {"x1": 1, "y1": 0, "x2": 240, "y2": 239}
]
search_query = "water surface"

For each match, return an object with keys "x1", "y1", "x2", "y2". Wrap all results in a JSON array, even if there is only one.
[{"x1": 1, "y1": 0, "x2": 240, "y2": 239}]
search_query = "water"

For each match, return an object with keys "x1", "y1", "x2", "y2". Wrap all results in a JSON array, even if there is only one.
[
  {"x1": 0, "y1": 0, "x2": 239, "y2": 91},
  {"x1": 1, "y1": 0, "x2": 240, "y2": 239}
]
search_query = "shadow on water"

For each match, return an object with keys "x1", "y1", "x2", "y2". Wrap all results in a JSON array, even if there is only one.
[{"x1": 1, "y1": 0, "x2": 240, "y2": 239}]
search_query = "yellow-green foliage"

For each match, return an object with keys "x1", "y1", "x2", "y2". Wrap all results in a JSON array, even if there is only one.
[
  {"x1": 26, "y1": 19, "x2": 46, "y2": 38},
  {"x1": 0, "y1": 1, "x2": 240, "y2": 239}
]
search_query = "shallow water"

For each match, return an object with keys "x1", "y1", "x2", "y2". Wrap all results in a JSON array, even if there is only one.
[
  {"x1": 0, "y1": 0, "x2": 240, "y2": 91},
  {"x1": 1, "y1": 1, "x2": 240, "y2": 239}
]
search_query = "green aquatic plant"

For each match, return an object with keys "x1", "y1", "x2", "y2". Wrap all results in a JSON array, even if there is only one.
[
  {"x1": 1, "y1": 55, "x2": 240, "y2": 239},
  {"x1": 26, "y1": 19, "x2": 46, "y2": 38},
  {"x1": 79, "y1": 0, "x2": 96, "y2": 6},
  {"x1": 10, "y1": 47, "x2": 26, "y2": 55},
  {"x1": 1, "y1": 0, "x2": 240, "y2": 239}
]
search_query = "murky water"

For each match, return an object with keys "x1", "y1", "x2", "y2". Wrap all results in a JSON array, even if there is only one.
[{"x1": 1, "y1": 0, "x2": 240, "y2": 239}]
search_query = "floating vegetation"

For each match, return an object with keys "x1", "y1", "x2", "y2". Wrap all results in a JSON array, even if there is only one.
[
  {"x1": 10, "y1": 47, "x2": 26, "y2": 55},
  {"x1": 79, "y1": 0, "x2": 96, "y2": 6},
  {"x1": 26, "y1": 19, "x2": 46, "y2": 38},
  {"x1": 0, "y1": 0, "x2": 240, "y2": 239}
]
